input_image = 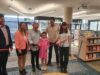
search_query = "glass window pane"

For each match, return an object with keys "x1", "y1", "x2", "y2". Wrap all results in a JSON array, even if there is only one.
[
  {"x1": 98, "y1": 21, "x2": 100, "y2": 31},
  {"x1": 90, "y1": 22, "x2": 97, "y2": 31},
  {"x1": 39, "y1": 20, "x2": 48, "y2": 32},
  {"x1": 5, "y1": 22, "x2": 18, "y2": 41},
  {"x1": 4, "y1": 15, "x2": 18, "y2": 22}
]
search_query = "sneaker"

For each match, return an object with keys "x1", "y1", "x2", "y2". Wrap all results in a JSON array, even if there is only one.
[
  {"x1": 41, "y1": 66, "x2": 44, "y2": 70},
  {"x1": 44, "y1": 66, "x2": 48, "y2": 70}
]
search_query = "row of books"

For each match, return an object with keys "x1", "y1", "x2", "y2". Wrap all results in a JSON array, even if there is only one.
[
  {"x1": 88, "y1": 46, "x2": 100, "y2": 51},
  {"x1": 88, "y1": 39, "x2": 100, "y2": 44},
  {"x1": 86, "y1": 53, "x2": 100, "y2": 59}
]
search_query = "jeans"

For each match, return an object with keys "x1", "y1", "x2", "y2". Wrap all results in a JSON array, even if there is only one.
[
  {"x1": 59, "y1": 47, "x2": 69, "y2": 70},
  {"x1": 30, "y1": 50, "x2": 40, "y2": 69},
  {"x1": 0, "y1": 50, "x2": 9, "y2": 75},
  {"x1": 48, "y1": 42, "x2": 59, "y2": 65}
]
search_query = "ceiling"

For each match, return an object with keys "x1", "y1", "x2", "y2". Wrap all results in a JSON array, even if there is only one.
[{"x1": 0, "y1": 0, "x2": 100, "y2": 19}]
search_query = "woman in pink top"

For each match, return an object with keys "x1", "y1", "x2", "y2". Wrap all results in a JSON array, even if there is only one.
[
  {"x1": 15, "y1": 22, "x2": 29, "y2": 75},
  {"x1": 38, "y1": 32, "x2": 49, "y2": 70}
]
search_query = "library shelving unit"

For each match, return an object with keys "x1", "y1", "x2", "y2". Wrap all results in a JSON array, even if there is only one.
[{"x1": 78, "y1": 36, "x2": 100, "y2": 61}]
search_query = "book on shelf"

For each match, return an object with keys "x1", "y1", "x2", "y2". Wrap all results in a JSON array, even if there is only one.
[
  {"x1": 94, "y1": 39, "x2": 97, "y2": 44},
  {"x1": 93, "y1": 46, "x2": 97, "y2": 51},
  {"x1": 97, "y1": 39, "x2": 100, "y2": 44},
  {"x1": 89, "y1": 46, "x2": 93, "y2": 52},
  {"x1": 97, "y1": 46, "x2": 100, "y2": 51},
  {"x1": 93, "y1": 54, "x2": 96, "y2": 59},
  {"x1": 96, "y1": 53, "x2": 100, "y2": 58},
  {"x1": 88, "y1": 54, "x2": 93, "y2": 59},
  {"x1": 89, "y1": 40, "x2": 94, "y2": 44}
]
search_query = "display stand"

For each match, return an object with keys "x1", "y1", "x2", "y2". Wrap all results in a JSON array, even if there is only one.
[{"x1": 78, "y1": 32, "x2": 100, "y2": 61}]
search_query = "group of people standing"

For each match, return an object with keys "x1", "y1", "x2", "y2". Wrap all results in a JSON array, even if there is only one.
[{"x1": 0, "y1": 14, "x2": 71, "y2": 75}]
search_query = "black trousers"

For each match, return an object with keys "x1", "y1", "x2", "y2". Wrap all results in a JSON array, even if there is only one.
[
  {"x1": 59, "y1": 47, "x2": 69, "y2": 70},
  {"x1": 0, "y1": 50, "x2": 9, "y2": 75},
  {"x1": 48, "y1": 43, "x2": 59, "y2": 65},
  {"x1": 31, "y1": 50, "x2": 40, "y2": 69}
]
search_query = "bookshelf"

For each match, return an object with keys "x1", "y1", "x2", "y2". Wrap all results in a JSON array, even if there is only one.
[{"x1": 78, "y1": 37, "x2": 100, "y2": 61}]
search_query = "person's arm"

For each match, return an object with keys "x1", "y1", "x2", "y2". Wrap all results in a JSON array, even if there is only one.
[
  {"x1": 6, "y1": 26, "x2": 13, "y2": 49},
  {"x1": 55, "y1": 25, "x2": 60, "y2": 43}
]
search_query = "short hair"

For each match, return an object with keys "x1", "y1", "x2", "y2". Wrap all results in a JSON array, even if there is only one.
[
  {"x1": 50, "y1": 17, "x2": 55, "y2": 21},
  {"x1": 0, "y1": 14, "x2": 4, "y2": 18},
  {"x1": 40, "y1": 32, "x2": 47, "y2": 36},
  {"x1": 32, "y1": 22, "x2": 39, "y2": 25},
  {"x1": 42, "y1": 32, "x2": 47, "y2": 34}
]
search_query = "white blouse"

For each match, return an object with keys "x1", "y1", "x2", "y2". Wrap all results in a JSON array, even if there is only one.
[{"x1": 59, "y1": 30, "x2": 70, "y2": 47}]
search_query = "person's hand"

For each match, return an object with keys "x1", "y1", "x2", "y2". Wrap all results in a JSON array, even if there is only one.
[
  {"x1": 9, "y1": 47, "x2": 13, "y2": 51},
  {"x1": 56, "y1": 40, "x2": 60, "y2": 45},
  {"x1": 27, "y1": 46, "x2": 30, "y2": 51},
  {"x1": 18, "y1": 50, "x2": 22, "y2": 54}
]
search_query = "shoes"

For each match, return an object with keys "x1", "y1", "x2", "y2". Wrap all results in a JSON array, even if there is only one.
[
  {"x1": 41, "y1": 66, "x2": 44, "y2": 70},
  {"x1": 60, "y1": 68, "x2": 68, "y2": 73},
  {"x1": 32, "y1": 68, "x2": 35, "y2": 72},
  {"x1": 36, "y1": 66, "x2": 41, "y2": 70},
  {"x1": 42, "y1": 66, "x2": 48, "y2": 71},
  {"x1": 47, "y1": 63, "x2": 52, "y2": 66},
  {"x1": 63, "y1": 69, "x2": 68, "y2": 73},
  {"x1": 57, "y1": 64, "x2": 60, "y2": 68},
  {"x1": 23, "y1": 69, "x2": 27, "y2": 73},
  {"x1": 41, "y1": 66, "x2": 47, "y2": 71},
  {"x1": 60, "y1": 68, "x2": 64, "y2": 73},
  {"x1": 19, "y1": 70, "x2": 26, "y2": 75}
]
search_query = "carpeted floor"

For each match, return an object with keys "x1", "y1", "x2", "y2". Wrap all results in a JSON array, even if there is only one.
[{"x1": 8, "y1": 60, "x2": 100, "y2": 75}]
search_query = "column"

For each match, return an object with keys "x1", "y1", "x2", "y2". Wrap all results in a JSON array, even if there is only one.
[{"x1": 63, "y1": 7, "x2": 73, "y2": 29}]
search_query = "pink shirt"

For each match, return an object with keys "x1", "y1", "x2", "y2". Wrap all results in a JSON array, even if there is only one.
[
  {"x1": 38, "y1": 38, "x2": 49, "y2": 50},
  {"x1": 38, "y1": 37, "x2": 49, "y2": 59}
]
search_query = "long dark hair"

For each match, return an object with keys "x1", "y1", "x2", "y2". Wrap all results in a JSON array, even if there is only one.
[{"x1": 59, "y1": 22, "x2": 68, "y2": 34}]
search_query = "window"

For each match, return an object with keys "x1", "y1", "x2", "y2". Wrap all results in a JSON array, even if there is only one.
[{"x1": 90, "y1": 21, "x2": 97, "y2": 31}]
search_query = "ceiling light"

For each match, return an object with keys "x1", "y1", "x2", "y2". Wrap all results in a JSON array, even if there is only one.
[
  {"x1": 38, "y1": 10, "x2": 56, "y2": 15},
  {"x1": 9, "y1": 6, "x2": 25, "y2": 16},
  {"x1": 73, "y1": 13, "x2": 100, "y2": 19},
  {"x1": 73, "y1": 11, "x2": 87, "y2": 15},
  {"x1": 30, "y1": 4, "x2": 59, "y2": 14}
]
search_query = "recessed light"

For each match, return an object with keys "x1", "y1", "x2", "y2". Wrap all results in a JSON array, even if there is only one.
[{"x1": 28, "y1": 8, "x2": 32, "y2": 10}]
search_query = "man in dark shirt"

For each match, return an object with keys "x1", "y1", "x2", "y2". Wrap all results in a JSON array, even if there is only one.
[{"x1": 0, "y1": 14, "x2": 12, "y2": 75}]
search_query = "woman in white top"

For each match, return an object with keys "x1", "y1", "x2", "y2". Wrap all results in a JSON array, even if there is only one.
[{"x1": 57, "y1": 22, "x2": 71, "y2": 73}]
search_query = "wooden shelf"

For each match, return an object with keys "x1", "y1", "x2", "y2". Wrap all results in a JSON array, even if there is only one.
[
  {"x1": 87, "y1": 37, "x2": 100, "y2": 39},
  {"x1": 87, "y1": 51, "x2": 100, "y2": 53},
  {"x1": 86, "y1": 58, "x2": 100, "y2": 61},
  {"x1": 78, "y1": 36, "x2": 100, "y2": 62},
  {"x1": 88, "y1": 44, "x2": 100, "y2": 46}
]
